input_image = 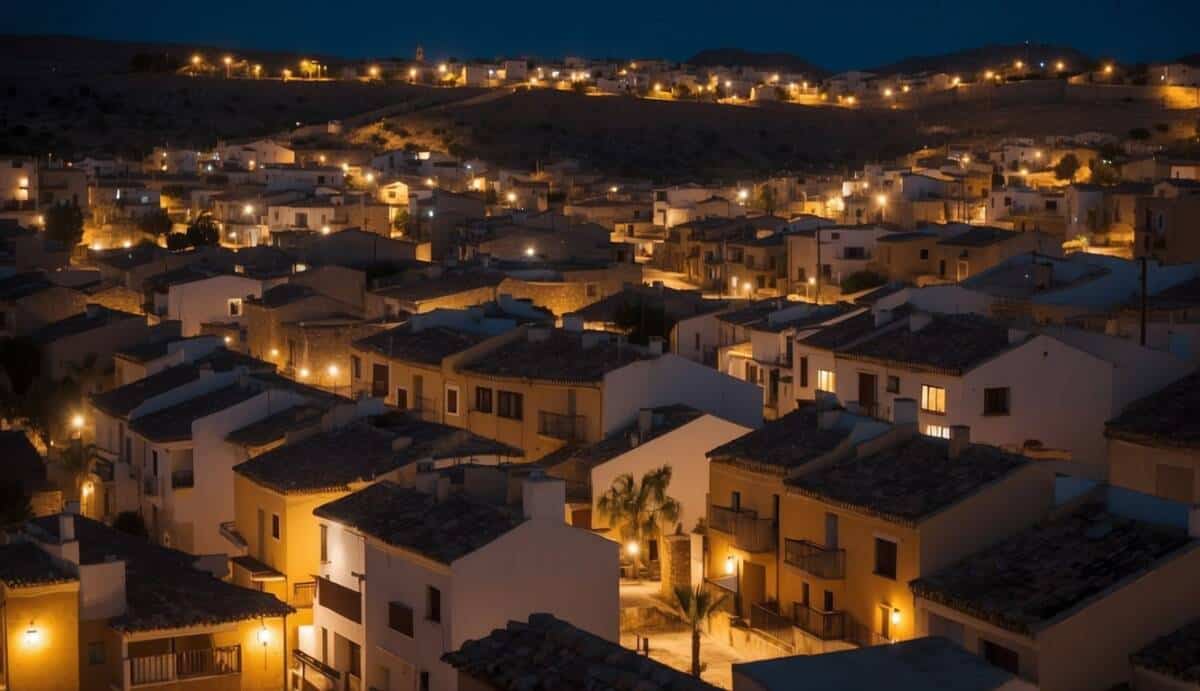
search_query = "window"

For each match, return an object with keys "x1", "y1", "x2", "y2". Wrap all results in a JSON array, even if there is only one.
[
  {"x1": 984, "y1": 387, "x2": 1010, "y2": 416},
  {"x1": 396, "y1": 388, "x2": 408, "y2": 410},
  {"x1": 351, "y1": 355, "x2": 361, "y2": 380},
  {"x1": 389, "y1": 602, "x2": 415, "y2": 637},
  {"x1": 419, "y1": 671, "x2": 430, "y2": 691},
  {"x1": 586, "y1": 283, "x2": 598, "y2": 298},
  {"x1": 227, "y1": 298, "x2": 243, "y2": 317},
  {"x1": 475, "y1": 386, "x2": 493, "y2": 413},
  {"x1": 919, "y1": 248, "x2": 929, "y2": 260},
  {"x1": 694, "y1": 333, "x2": 701, "y2": 352},
  {"x1": 879, "y1": 604, "x2": 892, "y2": 640},
  {"x1": 886, "y1": 375, "x2": 900, "y2": 394},
  {"x1": 816, "y1": 369, "x2": 835, "y2": 393},
  {"x1": 271, "y1": 514, "x2": 280, "y2": 540},
  {"x1": 873, "y1": 537, "x2": 897, "y2": 579},
  {"x1": 801, "y1": 582, "x2": 810, "y2": 607},
  {"x1": 982, "y1": 639, "x2": 1020, "y2": 675},
  {"x1": 445, "y1": 385, "x2": 460, "y2": 416},
  {"x1": 426, "y1": 586, "x2": 442, "y2": 622},
  {"x1": 920, "y1": 385, "x2": 946, "y2": 414},
  {"x1": 87, "y1": 641, "x2": 106, "y2": 665},
  {"x1": 348, "y1": 641, "x2": 361, "y2": 677},
  {"x1": 924, "y1": 424, "x2": 951, "y2": 439},
  {"x1": 319, "y1": 524, "x2": 328, "y2": 563},
  {"x1": 745, "y1": 363, "x2": 759, "y2": 385},
  {"x1": 497, "y1": 390, "x2": 524, "y2": 420},
  {"x1": 799, "y1": 356, "x2": 809, "y2": 388},
  {"x1": 151, "y1": 450, "x2": 158, "y2": 476},
  {"x1": 730, "y1": 491, "x2": 741, "y2": 512}
]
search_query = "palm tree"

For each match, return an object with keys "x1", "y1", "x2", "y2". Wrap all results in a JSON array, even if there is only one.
[
  {"x1": 595, "y1": 466, "x2": 680, "y2": 577},
  {"x1": 672, "y1": 584, "x2": 728, "y2": 678}
]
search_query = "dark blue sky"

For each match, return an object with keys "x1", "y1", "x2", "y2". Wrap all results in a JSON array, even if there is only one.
[{"x1": 11, "y1": 0, "x2": 1199, "y2": 71}]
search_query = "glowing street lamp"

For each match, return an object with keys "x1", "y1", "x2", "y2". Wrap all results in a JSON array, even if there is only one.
[
  {"x1": 298, "y1": 367, "x2": 311, "y2": 379},
  {"x1": 368, "y1": 65, "x2": 381, "y2": 79},
  {"x1": 327, "y1": 364, "x2": 339, "y2": 378},
  {"x1": 724, "y1": 555, "x2": 735, "y2": 575},
  {"x1": 626, "y1": 541, "x2": 639, "y2": 557},
  {"x1": 71, "y1": 414, "x2": 85, "y2": 431},
  {"x1": 1055, "y1": 61, "x2": 1065, "y2": 71}
]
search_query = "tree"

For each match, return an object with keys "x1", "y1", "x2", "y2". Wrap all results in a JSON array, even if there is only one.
[
  {"x1": 0, "y1": 481, "x2": 32, "y2": 527},
  {"x1": 757, "y1": 185, "x2": 777, "y2": 216},
  {"x1": 1054, "y1": 153, "x2": 1081, "y2": 181},
  {"x1": 113, "y1": 511, "x2": 148, "y2": 538},
  {"x1": 1091, "y1": 161, "x2": 1121, "y2": 185},
  {"x1": 185, "y1": 213, "x2": 220, "y2": 246},
  {"x1": 0, "y1": 336, "x2": 41, "y2": 398},
  {"x1": 43, "y1": 203, "x2": 84, "y2": 248},
  {"x1": 671, "y1": 585, "x2": 728, "y2": 678},
  {"x1": 595, "y1": 466, "x2": 680, "y2": 577},
  {"x1": 138, "y1": 209, "x2": 173, "y2": 237},
  {"x1": 166, "y1": 232, "x2": 191, "y2": 251}
]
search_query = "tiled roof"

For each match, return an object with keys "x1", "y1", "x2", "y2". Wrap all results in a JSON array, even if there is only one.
[
  {"x1": 31, "y1": 306, "x2": 142, "y2": 344},
  {"x1": 1132, "y1": 618, "x2": 1200, "y2": 683},
  {"x1": 443, "y1": 613, "x2": 720, "y2": 691},
  {"x1": 708, "y1": 407, "x2": 850, "y2": 472},
  {"x1": 787, "y1": 436, "x2": 1028, "y2": 526},
  {"x1": 463, "y1": 329, "x2": 651, "y2": 383},
  {"x1": 0, "y1": 272, "x2": 53, "y2": 300},
  {"x1": 225, "y1": 404, "x2": 326, "y2": 448},
  {"x1": 799, "y1": 308, "x2": 904, "y2": 351},
  {"x1": 314, "y1": 481, "x2": 525, "y2": 564},
  {"x1": 91, "y1": 366, "x2": 202, "y2": 418},
  {"x1": 911, "y1": 503, "x2": 1193, "y2": 634},
  {"x1": 252, "y1": 283, "x2": 318, "y2": 309},
  {"x1": 1105, "y1": 372, "x2": 1200, "y2": 448},
  {"x1": 839, "y1": 313, "x2": 1017, "y2": 374},
  {"x1": 26, "y1": 515, "x2": 291, "y2": 631},
  {"x1": 353, "y1": 324, "x2": 490, "y2": 365},
  {"x1": 538, "y1": 405, "x2": 703, "y2": 473},
  {"x1": 0, "y1": 542, "x2": 77, "y2": 588},
  {"x1": 371, "y1": 270, "x2": 505, "y2": 303},
  {"x1": 129, "y1": 385, "x2": 261, "y2": 443},
  {"x1": 234, "y1": 416, "x2": 520, "y2": 494},
  {"x1": 937, "y1": 227, "x2": 1021, "y2": 247}
]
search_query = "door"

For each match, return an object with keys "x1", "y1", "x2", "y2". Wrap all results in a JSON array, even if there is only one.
[
  {"x1": 371, "y1": 364, "x2": 388, "y2": 398},
  {"x1": 825, "y1": 513, "x2": 839, "y2": 548},
  {"x1": 396, "y1": 388, "x2": 408, "y2": 410},
  {"x1": 858, "y1": 372, "x2": 877, "y2": 413},
  {"x1": 768, "y1": 369, "x2": 780, "y2": 405},
  {"x1": 413, "y1": 375, "x2": 424, "y2": 411},
  {"x1": 740, "y1": 561, "x2": 767, "y2": 616}
]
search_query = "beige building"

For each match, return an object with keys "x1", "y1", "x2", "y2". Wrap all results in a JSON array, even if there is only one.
[{"x1": 1106, "y1": 371, "x2": 1200, "y2": 503}]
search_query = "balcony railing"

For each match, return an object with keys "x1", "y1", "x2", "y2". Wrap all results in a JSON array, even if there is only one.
[
  {"x1": 793, "y1": 602, "x2": 845, "y2": 641},
  {"x1": 129, "y1": 645, "x2": 241, "y2": 686},
  {"x1": 171, "y1": 469, "x2": 194, "y2": 489},
  {"x1": 537, "y1": 411, "x2": 586, "y2": 442},
  {"x1": 708, "y1": 505, "x2": 776, "y2": 553},
  {"x1": 317, "y1": 575, "x2": 361, "y2": 623},
  {"x1": 292, "y1": 580, "x2": 316, "y2": 609},
  {"x1": 784, "y1": 539, "x2": 846, "y2": 580},
  {"x1": 750, "y1": 603, "x2": 796, "y2": 652}
]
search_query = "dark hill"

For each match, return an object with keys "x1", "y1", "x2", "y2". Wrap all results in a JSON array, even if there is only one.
[
  {"x1": 687, "y1": 48, "x2": 827, "y2": 78},
  {"x1": 867, "y1": 43, "x2": 1094, "y2": 76}
]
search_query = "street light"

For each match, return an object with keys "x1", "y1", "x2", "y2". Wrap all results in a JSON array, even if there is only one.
[{"x1": 71, "y1": 414, "x2": 85, "y2": 431}]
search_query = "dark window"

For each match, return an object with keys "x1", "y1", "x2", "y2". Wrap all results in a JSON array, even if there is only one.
[
  {"x1": 801, "y1": 582, "x2": 810, "y2": 606},
  {"x1": 151, "y1": 450, "x2": 158, "y2": 476},
  {"x1": 731, "y1": 491, "x2": 741, "y2": 512},
  {"x1": 319, "y1": 524, "x2": 328, "y2": 563},
  {"x1": 497, "y1": 391, "x2": 524, "y2": 420},
  {"x1": 351, "y1": 356, "x2": 361, "y2": 379},
  {"x1": 396, "y1": 388, "x2": 408, "y2": 410},
  {"x1": 984, "y1": 387, "x2": 1010, "y2": 416},
  {"x1": 982, "y1": 639, "x2": 1020, "y2": 675},
  {"x1": 426, "y1": 586, "x2": 441, "y2": 622},
  {"x1": 371, "y1": 364, "x2": 388, "y2": 398},
  {"x1": 389, "y1": 602, "x2": 414, "y2": 637},
  {"x1": 271, "y1": 514, "x2": 280, "y2": 539},
  {"x1": 88, "y1": 641, "x2": 106, "y2": 665},
  {"x1": 694, "y1": 333, "x2": 701, "y2": 352},
  {"x1": 348, "y1": 641, "x2": 361, "y2": 676},
  {"x1": 419, "y1": 671, "x2": 430, "y2": 691},
  {"x1": 317, "y1": 576, "x2": 361, "y2": 623},
  {"x1": 799, "y1": 356, "x2": 809, "y2": 388},
  {"x1": 919, "y1": 249, "x2": 929, "y2": 260},
  {"x1": 874, "y1": 538, "x2": 897, "y2": 579},
  {"x1": 886, "y1": 375, "x2": 900, "y2": 393},
  {"x1": 475, "y1": 386, "x2": 493, "y2": 413},
  {"x1": 446, "y1": 387, "x2": 459, "y2": 415},
  {"x1": 823, "y1": 590, "x2": 834, "y2": 612}
]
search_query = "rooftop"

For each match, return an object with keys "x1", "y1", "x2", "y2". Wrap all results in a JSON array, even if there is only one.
[
  {"x1": 0, "y1": 541, "x2": 77, "y2": 589},
  {"x1": 734, "y1": 636, "x2": 1032, "y2": 691},
  {"x1": 371, "y1": 270, "x2": 506, "y2": 303},
  {"x1": 225, "y1": 404, "x2": 327, "y2": 448},
  {"x1": 27, "y1": 515, "x2": 291, "y2": 631},
  {"x1": 353, "y1": 324, "x2": 491, "y2": 365},
  {"x1": 250, "y1": 283, "x2": 319, "y2": 309},
  {"x1": 708, "y1": 407, "x2": 852, "y2": 473},
  {"x1": 537, "y1": 405, "x2": 703, "y2": 473},
  {"x1": 839, "y1": 313, "x2": 1018, "y2": 375},
  {"x1": 234, "y1": 416, "x2": 519, "y2": 494},
  {"x1": 938, "y1": 227, "x2": 1021, "y2": 247},
  {"x1": 443, "y1": 613, "x2": 719, "y2": 691},
  {"x1": 32, "y1": 305, "x2": 142, "y2": 344},
  {"x1": 129, "y1": 384, "x2": 261, "y2": 443},
  {"x1": 787, "y1": 435, "x2": 1028, "y2": 526},
  {"x1": 313, "y1": 481, "x2": 524, "y2": 564},
  {"x1": 1132, "y1": 618, "x2": 1200, "y2": 683},
  {"x1": 0, "y1": 272, "x2": 53, "y2": 300},
  {"x1": 1105, "y1": 372, "x2": 1200, "y2": 449},
  {"x1": 463, "y1": 329, "x2": 652, "y2": 383},
  {"x1": 911, "y1": 503, "x2": 1193, "y2": 634},
  {"x1": 90, "y1": 365, "x2": 202, "y2": 418}
]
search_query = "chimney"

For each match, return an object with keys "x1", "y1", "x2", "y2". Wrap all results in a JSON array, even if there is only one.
[
  {"x1": 414, "y1": 462, "x2": 437, "y2": 495},
  {"x1": 948, "y1": 425, "x2": 970, "y2": 459},
  {"x1": 638, "y1": 408, "x2": 654, "y2": 440},
  {"x1": 874, "y1": 309, "x2": 893, "y2": 327},
  {"x1": 892, "y1": 397, "x2": 917, "y2": 427},
  {"x1": 59, "y1": 513, "x2": 76, "y2": 542},
  {"x1": 562, "y1": 314, "x2": 584, "y2": 332},
  {"x1": 85, "y1": 303, "x2": 100, "y2": 319},
  {"x1": 647, "y1": 337, "x2": 664, "y2": 355},
  {"x1": 522, "y1": 471, "x2": 566, "y2": 523}
]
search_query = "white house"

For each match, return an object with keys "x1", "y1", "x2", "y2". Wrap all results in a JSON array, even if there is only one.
[
  {"x1": 309, "y1": 474, "x2": 618, "y2": 691},
  {"x1": 162, "y1": 272, "x2": 271, "y2": 337}
]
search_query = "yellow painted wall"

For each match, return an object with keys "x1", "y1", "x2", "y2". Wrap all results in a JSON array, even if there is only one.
[
  {"x1": 707, "y1": 462, "x2": 785, "y2": 609},
  {"x1": 3, "y1": 584, "x2": 80, "y2": 691}
]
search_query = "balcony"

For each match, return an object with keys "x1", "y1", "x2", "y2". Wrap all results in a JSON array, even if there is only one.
[
  {"x1": 708, "y1": 505, "x2": 776, "y2": 553},
  {"x1": 292, "y1": 580, "x2": 316, "y2": 609},
  {"x1": 537, "y1": 411, "x2": 586, "y2": 442},
  {"x1": 784, "y1": 539, "x2": 846, "y2": 580},
  {"x1": 316, "y1": 575, "x2": 361, "y2": 623},
  {"x1": 793, "y1": 602, "x2": 845, "y2": 641},
  {"x1": 171, "y1": 469, "x2": 194, "y2": 489},
  {"x1": 128, "y1": 645, "x2": 241, "y2": 687}
]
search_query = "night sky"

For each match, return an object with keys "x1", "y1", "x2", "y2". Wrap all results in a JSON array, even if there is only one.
[{"x1": 9, "y1": 0, "x2": 1199, "y2": 71}]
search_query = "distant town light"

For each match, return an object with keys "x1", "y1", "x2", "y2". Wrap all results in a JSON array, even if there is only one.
[
  {"x1": 891, "y1": 608, "x2": 902, "y2": 626},
  {"x1": 191, "y1": 54, "x2": 202, "y2": 66},
  {"x1": 875, "y1": 194, "x2": 888, "y2": 207},
  {"x1": 269, "y1": 348, "x2": 280, "y2": 358},
  {"x1": 321, "y1": 225, "x2": 331, "y2": 235},
  {"x1": 524, "y1": 246, "x2": 536, "y2": 257},
  {"x1": 506, "y1": 191, "x2": 518, "y2": 203},
  {"x1": 223, "y1": 335, "x2": 232, "y2": 345},
  {"x1": 1104, "y1": 64, "x2": 1114, "y2": 74},
  {"x1": 242, "y1": 204, "x2": 254, "y2": 216},
  {"x1": 737, "y1": 188, "x2": 749, "y2": 201},
  {"x1": 1056, "y1": 61, "x2": 1065, "y2": 71},
  {"x1": 121, "y1": 240, "x2": 132, "y2": 249}
]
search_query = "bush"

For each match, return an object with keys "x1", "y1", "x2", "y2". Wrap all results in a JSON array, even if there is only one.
[
  {"x1": 840, "y1": 270, "x2": 887, "y2": 294},
  {"x1": 185, "y1": 214, "x2": 219, "y2": 247},
  {"x1": 44, "y1": 203, "x2": 84, "y2": 248}
]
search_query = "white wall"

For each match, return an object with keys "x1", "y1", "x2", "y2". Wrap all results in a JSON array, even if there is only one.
[
  {"x1": 168, "y1": 275, "x2": 264, "y2": 336},
  {"x1": 602, "y1": 354, "x2": 763, "y2": 435},
  {"x1": 314, "y1": 518, "x2": 367, "y2": 674},
  {"x1": 590, "y1": 415, "x2": 751, "y2": 534}
]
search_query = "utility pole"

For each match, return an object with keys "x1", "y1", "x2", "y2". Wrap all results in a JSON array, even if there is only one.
[{"x1": 1140, "y1": 254, "x2": 1148, "y2": 347}]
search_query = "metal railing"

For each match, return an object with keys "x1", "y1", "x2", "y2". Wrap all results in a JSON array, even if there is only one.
[
  {"x1": 793, "y1": 602, "x2": 846, "y2": 641},
  {"x1": 750, "y1": 603, "x2": 796, "y2": 652},
  {"x1": 537, "y1": 411, "x2": 586, "y2": 442},
  {"x1": 708, "y1": 505, "x2": 776, "y2": 553},
  {"x1": 784, "y1": 539, "x2": 846, "y2": 580},
  {"x1": 129, "y1": 645, "x2": 241, "y2": 686},
  {"x1": 171, "y1": 469, "x2": 194, "y2": 489},
  {"x1": 292, "y1": 581, "x2": 316, "y2": 608}
]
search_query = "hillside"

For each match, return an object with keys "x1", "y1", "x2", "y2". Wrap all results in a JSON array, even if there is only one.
[
  {"x1": 686, "y1": 49, "x2": 827, "y2": 78},
  {"x1": 867, "y1": 43, "x2": 1095, "y2": 76}
]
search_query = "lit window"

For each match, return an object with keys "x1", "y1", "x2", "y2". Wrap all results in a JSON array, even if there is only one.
[
  {"x1": 816, "y1": 369, "x2": 836, "y2": 393},
  {"x1": 227, "y1": 298, "x2": 243, "y2": 317},
  {"x1": 924, "y1": 424, "x2": 951, "y2": 439},
  {"x1": 920, "y1": 385, "x2": 946, "y2": 414}
]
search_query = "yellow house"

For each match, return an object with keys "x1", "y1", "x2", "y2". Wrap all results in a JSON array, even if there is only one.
[{"x1": 2, "y1": 513, "x2": 292, "y2": 691}]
